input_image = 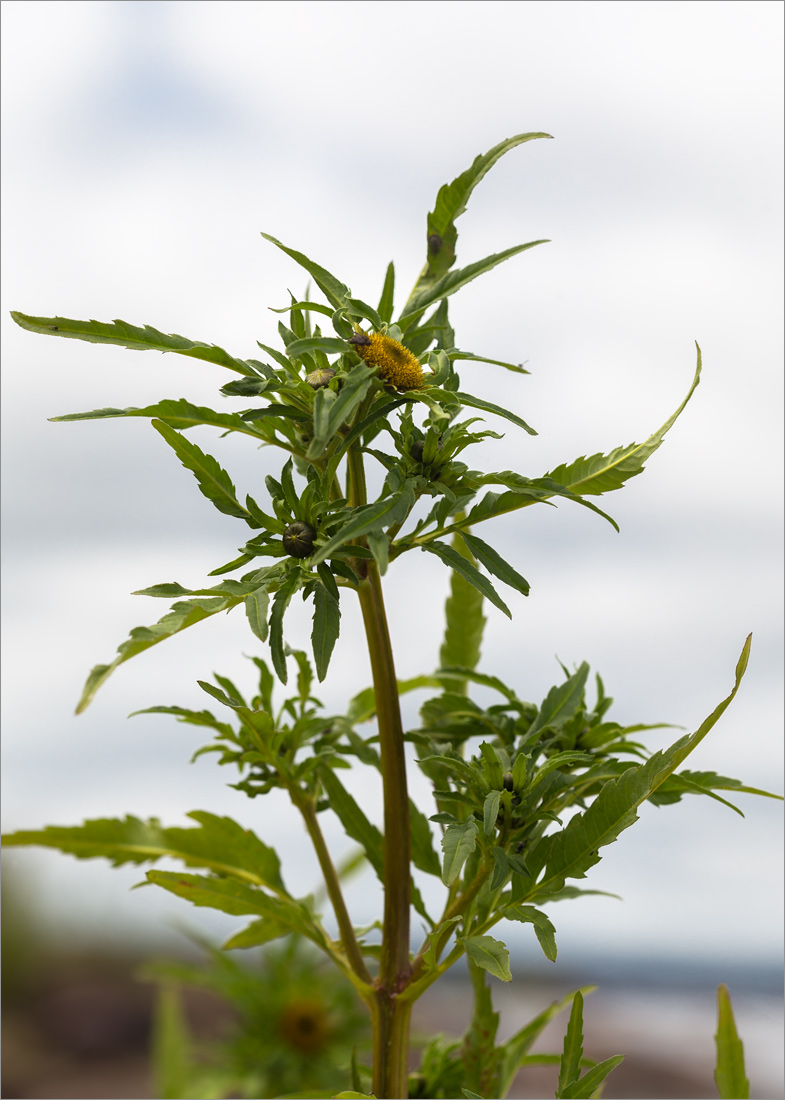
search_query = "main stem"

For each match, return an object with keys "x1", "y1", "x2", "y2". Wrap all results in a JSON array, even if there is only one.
[{"x1": 347, "y1": 429, "x2": 412, "y2": 1098}]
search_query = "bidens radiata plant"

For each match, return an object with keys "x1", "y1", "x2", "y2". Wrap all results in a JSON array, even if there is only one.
[{"x1": 6, "y1": 133, "x2": 780, "y2": 1100}]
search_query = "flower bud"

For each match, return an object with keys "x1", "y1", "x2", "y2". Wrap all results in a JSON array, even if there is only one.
[
  {"x1": 283, "y1": 521, "x2": 316, "y2": 558},
  {"x1": 305, "y1": 367, "x2": 336, "y2": 389}
]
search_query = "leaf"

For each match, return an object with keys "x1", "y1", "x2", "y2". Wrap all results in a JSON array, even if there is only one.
[
  {"x1": 151, "y1": 419, "x2": 250, "y2": 521},
  {"x1": 546, "y1": 345, "x2": 702, "y2": 495},
  {"x1": 439, "y1": 533, "x2": 487, "y2": 689},
  {"x1": 423, "y1": 916, "x2": 462, "y2": 970},
  {"x1": 461, "y1": 1091, "x2": 483, "y2": 1099},
  {"x1": 146, "y1": 870, "x2": 326, "y2": 948},
  {"x1": 527, "y1": 664, "x2": 590, "y2": 738},
  {"x1": 528, "y1": 636, "x2": 752, "y2": 899},
  {"x1": 715, "y1": 984, "x2": 750, "y2": 1100},
  {"x1": 245, "y1": 587, "x2": 269, "y2": 642},
  {"x1": 260, "y1": 234, "x2": 350, "y2": 310},
  {"x1": 557, "y1": 991, "x2": 584, "y2": 1095},
  {"x1": 318, "y1": 766, "x2": 384, "y2": 881},
  {"x1": 269, "y1": 574, "x2": 300, "y2": 684},
  {"x1": 559, "y1": 1056, "x2": 626, "y2": 1099},
  {"x1": 152, "y1": 987, "x2": 192, "y2": 1100},
  {"x1": 222, "y1": 918, "x2": 291, "y2": 949},
  {"x1": 11, "y1": 311, "x2": 258, "y2": 375},
  {"x1": 505, "y1": 904, "x2": 558, "y2": 962},
  {"x1": 307, "y1": 360, "x2": 377, "y2": 459},
  {"x1": 2, "y1": 812, "x2": 286, "y2": 890},
  {"x1": 462, "y1": 934, "x2": 512, "y2": 982},
  {"x1": 441, "y1": 818, "x2": 479, "y2": 885},
  {"x1": 460, "y1": 531, "x2": 530, "y2": 597},
  {"x1": 284, "y1": 336, "x2": 350, "y2": 358},
  {"x1": 497, "y1": 986, "x2": 596, "y2": 1098},
  {"x1": 75, "y1": 595, "x2": 240, "y2": 713},
  {"x1": 453, "y1": 391, "x2": 537, "y2": 436},
  {"x1": 312, "y1": 585, "x2": 341, "y2": 682},
  {"x1": 422, "y1": 540, "x2": 511, "y2": 619},
  {"x1": 448, "y1": 349, "x2": 529, "y2": 375},
  {"x1": 399, "y1": 241, "x2": 549, "y2": 326},
  {"x1": 377, "y1": 261, "x2": 395, "y2": 323},
  {"x1": 409, "y1": 799, "x2": 442, "y2": 877},
  {"x1": 417, "y1": 133, "x2": 553, "y2": 287},
  {"x1": 311, "y1": 484, "x2": 416, "y2": 565},
  {"x1": 49, "y1": 398, "x2": 261, "y2": 437},
  {"x1": 483, "y1": 792, "x2": 501, "y2": 836}
]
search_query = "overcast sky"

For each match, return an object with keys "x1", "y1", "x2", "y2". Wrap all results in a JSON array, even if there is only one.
[{"x1": 2, "y1": 0, "x2": 782, "y2": 988}]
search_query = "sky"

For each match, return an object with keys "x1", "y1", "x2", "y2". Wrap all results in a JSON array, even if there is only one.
[{"x1": 2, "y1": 0, "x2": 783, "y2": 993}]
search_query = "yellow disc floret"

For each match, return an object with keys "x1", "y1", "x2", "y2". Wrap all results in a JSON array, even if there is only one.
[{"x1": 349, "y1": 331, "x2": 423, "y2": 390}]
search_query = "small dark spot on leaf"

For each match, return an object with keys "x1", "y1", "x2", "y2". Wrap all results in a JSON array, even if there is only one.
[{"x1": 428, "y1": 233, "x2": 442, "y2": 255}]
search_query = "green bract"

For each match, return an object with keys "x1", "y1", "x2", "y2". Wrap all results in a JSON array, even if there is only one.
[{"x1": 5, "y1": 133, "x2": 780, "y2": 1100}]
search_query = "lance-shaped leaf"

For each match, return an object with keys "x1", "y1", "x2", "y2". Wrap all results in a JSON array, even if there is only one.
[
  {"x1": 409, "y1": 799, "x2": 442, "y2": 876},
  {"x1": 311, "y1": 584, "x2": 341, "y2": 682},
  {"x1": 75, "y1": 595, "x2": 241, "y2": 713},
  {"x1": 49, "y1": 399, "x2": 264, "y2": 439},
  {"x1": 245, "y1": 587, "x2": 269, "y2": 642},
  {"x1": 505, "y1": 903, "x2": 558, "y2": 962},
  {"x1": 377, "y1": 261, "x2": 395, "y2": 323},
  {"x1": 145, "y1": 870, "x2": 327, "y2": 948},
  {"x1": 10, "y1": 312, "x2": 258, "y2": 376},
  {"x1": 307, "y1": 360, "x2": 377, "y2": 459},
  {"x1": 460, "y1": 530, "x2": 530, "y2": 597},
  {"x1": 447, "y1": 349, "x2": 530, "y2": 375},
  {"x1": 453, "y1": 390, "x2": 536, "y2": 435},
  {"x1": 462, "y1": 934, "x2": 512, "y2": 982},
  {"x1": 319, "y1": 766, "x2": 384, "y2": 880},
  {"x1": 284, "y1": 336, "x2": 350, "y2": 359},
  {"x1": 399, "y1": 241, "x2": 549, "y2": 326},
  {"x1": 410, "y1": 132, "x2": 553, "y2": 293},
  {"x1": 152, "y1": 419, "x2": 251, "y2": 521},
  {"x1": 497, "y1": 986, "x2": 596, "y2": 1098},
  {"x1": 2, "y1": 812, "x2": 286, "y2": 891},
  {"x1": 527, "y1": 664, "x2": 590, "y2": 738},
  {"x1": 422, "y1": 540, "x2": 511, "y2": 618},
  {"x1": 546, "y1": 345, "x2": 702, "y2": 495},
  {"x1": 462, "y1": 481, "x2": 619, "y2": 533},
  {"x1": 439, "y1": 533, "x2": 487, "y2": 688},
  {"x1": 715, "y1": 984, "x2": 750, "y2": 1100},
  {"x1": 311, "y1": 483, "x2": 416, "y2": 565},
  {"x1": 261, "y1": 233, "x2": 350, "y2": 310},
  {"x1": 441, "y1": 817, "x2": 479, "y2": 885},
  {"x1": 528, "y1": 635, "x2": 752, "y2": 899},
  {"x1": 269, "y1": 573, "x2": 300, "y2": 684}
]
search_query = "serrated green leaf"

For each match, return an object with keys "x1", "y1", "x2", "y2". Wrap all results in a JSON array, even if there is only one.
[
  {"x1": 151, "y1": 419, "x2": 250, "y2": 521},
  {"x1": 528, "y1": 636, "x2": 752, "y2": 899},
  {"x1": 483, "y1": 791, "x2": 501, "y2": 836},
  {"x1": 557, "y1": 990, "x2": 584, "y2": 1095},
  {"x1": 462, "y1": 934, "x2": 511, "y2": 982},
  {"x1": 438, "y1": 536, "x2": 487, "y2": 694},
  {"x1": 307, "y1": 360, "x2": 376, "y2": 459},
  {"x1": 245, "y1": 587, "x2": 269, "y2": 642},
  {"x1": 260, "y1": 234, "x2": 350, "y2": 310},
  {"x1": 75, "y1": 595, "x2": 240, "y2": 713},
  {"x1": 546, "y1": 345, "x2": 702, "y2": 495},
  {"x1": 48, "y1": 398, "x2": 263, "y2": 440},
  {"x1": 11, "y1": 311, "x2": 258, "y2": 375},
  {"x1": 312, "y1": 585, "x2": 341, "y2": 682},
  {"x1": 269, "y1": 574, "x2": 300, "y2": 684},
  {"x1": 560, "y1": 1055, "x2": 626, "y2": 1099},
  {"x1": 505, "y1": 904, "x2": 558, "y2": 962},
  {"x1": 400, "y1": 241, "x2": 549, "y2": 327},
  {"x1": 527, "y1": 664, "x2": 590, "y2": 738},
  {"x1": 2, "y1": 811, "x2": 286, "y2": 891},
  {"x1": 497, "y1": 986, "x2": 596, "y2": 1097},
  {"x1": 447, "y1": 349, "x2": 530, "y2": 375},
  {"x1": 377, "y1": 261, "x2": 395, "y2": 323},
  {"x1": 715, "y1": 984, "x2": 750, "y2": 1099},
  {"x1": 441, "y1": 818, "x2": 479, "y2": 885},
  {"x1": 152, "y1": 987, "x2": 192, "y2": 1100},
  {"x1": 453, "y1": 390, "x2": 536, "y2": 436},
  {"x1": 284, "y1": 336, "x2": 350, "y2": 358},
  {"x1": 146, "y1": 870, "x2": 326, "y2": 948},
  {"x1": 412, "y1": 132, "x2": 553, "y2": 292},
  {"x1": 409, "y1": 799, "x2": 441, "y2": 877},
  {"x1": 311, "y1": 484, "x2": 416, "y2": 565},
  {"x1": 423, "y1": 540, "x2": 511, "y2": 618},
  {"x1": 222, "y1": 917, "x2": 290, "y2": 949},
  {"x1": 460, "y1": 531, "x2": 530, "y2": 597},
  {"x1": 318, "y1": 766, "x2": 384, "y2": 881}
]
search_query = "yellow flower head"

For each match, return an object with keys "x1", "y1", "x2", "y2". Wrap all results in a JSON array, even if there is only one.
[{"x1": 349, "y1": 331, "x2": 423, "y2": 390}]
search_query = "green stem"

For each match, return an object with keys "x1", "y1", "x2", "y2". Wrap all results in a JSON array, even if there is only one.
[
  {"x1": 345, "y1": 418, "x2": 412, "y2": 1097},
  {"x1": 296, "y1": 795, "x2": 373, "y2": 987}
]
